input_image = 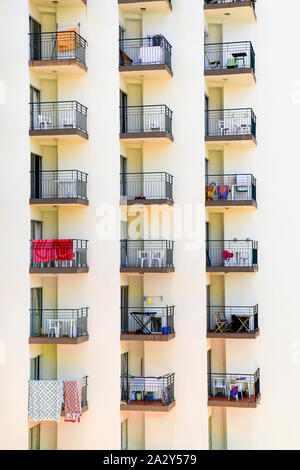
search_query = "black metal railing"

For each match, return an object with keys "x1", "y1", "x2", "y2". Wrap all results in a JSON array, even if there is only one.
[
  {"x1": 208, "y1": 369, "x2": 260, "y2": 402},
  {"x1": 205, "y1": 108, "x2": 256, "y2": 138},
  {"x1": 204, "y1": 0, "x2": 255, "y2": 8},
  {"x1": 119, "y1": 36, "x2": 172, "y2": 69},
  {"x1": 207, "y1": 305, "x2": 259, "y2": 334},
  {"x1": 29, "y1": 31, "x2": 87, "y2": 64},
  {"x1": 120, "y1": 172, "x2": 173, "y2": 201},
  {"x1": 121, "y1": 306, "x2": 175, "y2": 335},
  {"x1": 205, "y1": 174, "x2": 256, "y2": 202},
  {"x1": 30, "y1": 239, "x2": 88, "y2": 268},
  {"x1": 206, "y1": 240, "x2": 258, "y2": 268},
  {"x1": 30, "y1": 101, "x2": 88, "y2": 133},
  {"x1": 30, "y1": 170, "x2": 88, "y2": 200},
  {"x1": 121, "y1": 240, "x2": 174, "y2": 268},
  {"x1": 205, "y1": 41, "x2": 255, "y2": 71},
  {"x1": 121, "y1": 373, "x2": 175, "y2": 405},
  {"x1": 30, "y1": 308, "x2": 89, "y2": 338},
  {"x1": 120, "y1": 105, "x2": 173, "y2": 134}
]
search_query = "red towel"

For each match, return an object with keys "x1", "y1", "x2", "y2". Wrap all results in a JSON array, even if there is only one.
[
  {"x1": 64, "y1": 379, "x2": 82, "y2": 423},
  {"x1": 53, "y1": 239, "x2": 73, "y2": 261},
  {"x1": 32, "y1": 239, "x2": 54, "y2": 262},
  {"x1": 222, "y1": 250, "x2": 234, "y2": 261}
]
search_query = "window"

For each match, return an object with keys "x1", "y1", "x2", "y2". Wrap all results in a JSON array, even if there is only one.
[
  {"x1": 29, "y1": 424, "x2": 40, "y2": 450},
  {"x1": 121, "y1": 419, "x2": 128, "y2": 450},
  {"x1": 30, "y1": 356, "x2": 41, "y2": 380},
  {"x1": 31, "y1": 220, "x2": 43, "y2": 240}
]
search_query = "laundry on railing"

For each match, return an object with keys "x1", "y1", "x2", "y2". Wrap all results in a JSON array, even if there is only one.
[
  {"x1": 64, "y1": 379, "x2": 82, "y2": 423},
  {"x1": 28, "y1": 380, "x2": 64, "y2": 423},
  {"x1": 32, "y1": 239, "x2": 73, "y2": 262}
]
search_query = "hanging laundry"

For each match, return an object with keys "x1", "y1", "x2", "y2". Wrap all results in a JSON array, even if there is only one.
[
  {"x1": 64, "y1": 379, "x2": 82, "y2": 423},
  {"x1": 29, "y1": 380, "x2": 64, "y2": 423},
  {"x1": 32, "y1": 239, "x2": 54, "y2": 263},
  {"x1": 222, "y1": 250, "x2": 234, "y2": 261},
  {"x1": 53, "y1": 239, "x2": 73, "y2": 261},
  {"x1": 206, "y1": 185, "x2": 216, "y2": 201},
  {"x1": 217, "y1": 184, "x2": 231, "y2": 201},
  {"x1": 57, "y1": 29, "x2": 77, "y2": 52}
]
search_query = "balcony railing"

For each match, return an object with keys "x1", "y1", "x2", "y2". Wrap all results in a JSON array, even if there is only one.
[
  {"x1": 121, "y1": 306, "x2": 175, "y2": 335},
  {"x1": 30, "y1": 239, "x2": 88, "y2": 268},
  {"x1": 121, "y1": 373, "x2": 175, "y2": 405},
  {"x1": 121, "y1": 240, "x2": 174, "y2": 268},
  {"x1": 29, "y1": 31, "x2": 87, "y2": 64},
  {"x1": 30, "y1": 308, "x2": 88, "y2": 338},
  {"x1": 119, "y1": 36, "x2": 172, "y2": 69},
  {"x1": 120, "y1": 172, "x2": 173, "y2": 202},
  {"x1": 205, "y1": 41, "x2": 255, "y2": 71},
  {"x1": 205, "y1": 174, "x2": 256, "y2": 203},
  {"x1": 120, "y1": 105, "x2": 173, "y2": 134},
  {"x1": 30, "y1": 101, "x2": 88, "y2": 134},
  {"x1": 207, "y1": 305, "x2": 259, "y2": 334},
  {"x1": 208, "y1": 369, "x2": 260, "y2": 403},
  {"x1": 30, "y1": 170, "x2": 88, "y2": 200},
  {"x1": 204, "y1": 0, "x2": 255, "y2": 8},
  {"x1": 206, "y1": 240, "x2": 258, "y2": 268},
  {"x1": 205, "y1": 108, "x2": 256, "y2": 138}
]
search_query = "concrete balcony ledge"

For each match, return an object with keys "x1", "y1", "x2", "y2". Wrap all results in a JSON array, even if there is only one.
[{"x1": 120, "y1": 400, "x2": 176, "y2": 412}]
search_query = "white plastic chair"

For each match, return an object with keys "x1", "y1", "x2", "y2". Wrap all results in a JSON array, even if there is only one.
[
  {"x1": 47, "y1": 319, "x2": 60, "y2": 338},
  {"x1": 138, "y1": 250, "x2": 149, "y2": 267},
  {"x1": 151, "y1": 251, "x2": 162, "y2": 267},
  {"x1": 213, "y1": 377, "x2": 226, "y2": 397}
]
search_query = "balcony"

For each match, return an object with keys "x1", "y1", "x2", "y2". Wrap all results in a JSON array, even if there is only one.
[
  {"x1": 120, "y1": 105, "x2": 173, "y2": 143},
  {"x1": 29, "y1": 308, "x2": 89, "y2": 344},
  {"x1": 28, "y1": 376, "x2": 88, "y2": 423},
  {"x1": 29, "y1": 239, "x2": 89, "y2": 274},
  {"x1": 206, "y1": 240, "x2": 258, "y2": 272},
  {"x1": 29, "y1": 31, "x2": 87, "y2": 74},
  {"x1": 120, "y1": 306, "x2": 175, "y2": 341},
  {"x1": 120, "y1": 240, "x2": 175, "y2": 273},
  {"x1": 205, "y1": 41, "x2": 255, "y2": 85},
  {"x1": 119, "y1": 37, "x2": 172, "y2": 78},
  {"x1": 120, "y1": 172, "x2": 173, "y2": 206},
  {"x1": 120, "y1": 373, "x2": 175, "y2": 412},
  {"x1": 30, "y1": 170, "x2": 88, "y2": 206},
  {"x1": 29, "y1": 101, "x2": 88, "y2": 140},
  {"x1": 207, "y1": 305, "x2": 259, "y2": 339},
  {"x1": 118, "y1": 0, "x2": 172, "y2": 14},
  {"x1": 204, "y1": 1, "x2": 256, "y2": 23},
  {"x1": 208, "y1": 369, "x2": 261, "y2": 408},
  {"x1": 205, "y1": 174, "x2": 257, "y2": 210},
  {"x1": 205, "y1": 108, "x2": 256, "y2": 147}
]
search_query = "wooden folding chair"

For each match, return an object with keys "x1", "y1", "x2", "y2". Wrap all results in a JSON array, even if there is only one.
[{"x1": 213, "y1": 312, "x2": 232, "y2": 333}]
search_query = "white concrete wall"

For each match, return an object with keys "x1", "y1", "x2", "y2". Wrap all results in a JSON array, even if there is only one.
[{"x1": 0, "y1": 0, "x2": 30, "y2": 450}]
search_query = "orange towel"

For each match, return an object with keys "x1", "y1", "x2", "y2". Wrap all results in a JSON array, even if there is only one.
[{"x1": 57, "y1": 29, "x2": 77, "y2": 52}]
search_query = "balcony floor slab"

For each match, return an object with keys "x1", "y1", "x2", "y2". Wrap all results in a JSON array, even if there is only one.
[
  {"x1": 118, "y1": 0, "x2": 172, "y2": 14},
  {"x1": 207, "y1": 330, "x2": 260, "y2": 339},
  {"x1": 208, "y1": 394, "x2": 260, "y2": 409},
  {"x1": 29, "y1": 335, "x2": 89, "y2": 345},
  {"x1": 120, "y1": 131, "x2": 173, "y2": 143},
  {"x1": 29, "y1": 59, "x2": 87, "y2": 75},
  {"x1": 120, "y1": 332, "x2": 175, "y2": 341},
  {"x1": 29, "y1": 128, "x2": 88, "y2": 141},
  {"x1": 30, "y1": 267, "x2": 89, "y2": 274},
  {"x1": 29, "y1": 198, "x2": 89, "y2": 206},
  {"x1": 205, "y1": 68, "x2": 256, "y2": 86},
  {"x1": 120, "y1": 400, "x2": 175, "y2": 412},
  {"x1": 206, "y1": 200, "x2": 257, "y2": 211},
  {"x1": 120, "y1": 267, "x2": 174, "y2": 274},
  {"x1": 119, "y1": 64, "x2": 173, "y2": 79},
  {"x1": 204, "y1": 1, "x2": 256, "y2": 23},
  {"x1": 205, "y1": 134, "x2": 256, "y2": 148},
  {"x1": 120, "y1": 198, "x2": 173, "y2": 206},
  {"x1": 206, "y1": 266, "x2": 258, "y2": 273}
]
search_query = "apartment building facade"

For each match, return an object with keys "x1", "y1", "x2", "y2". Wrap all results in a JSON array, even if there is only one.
[{"x1": 1, "y1": 0, "x2": 300, "y2": 451}]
